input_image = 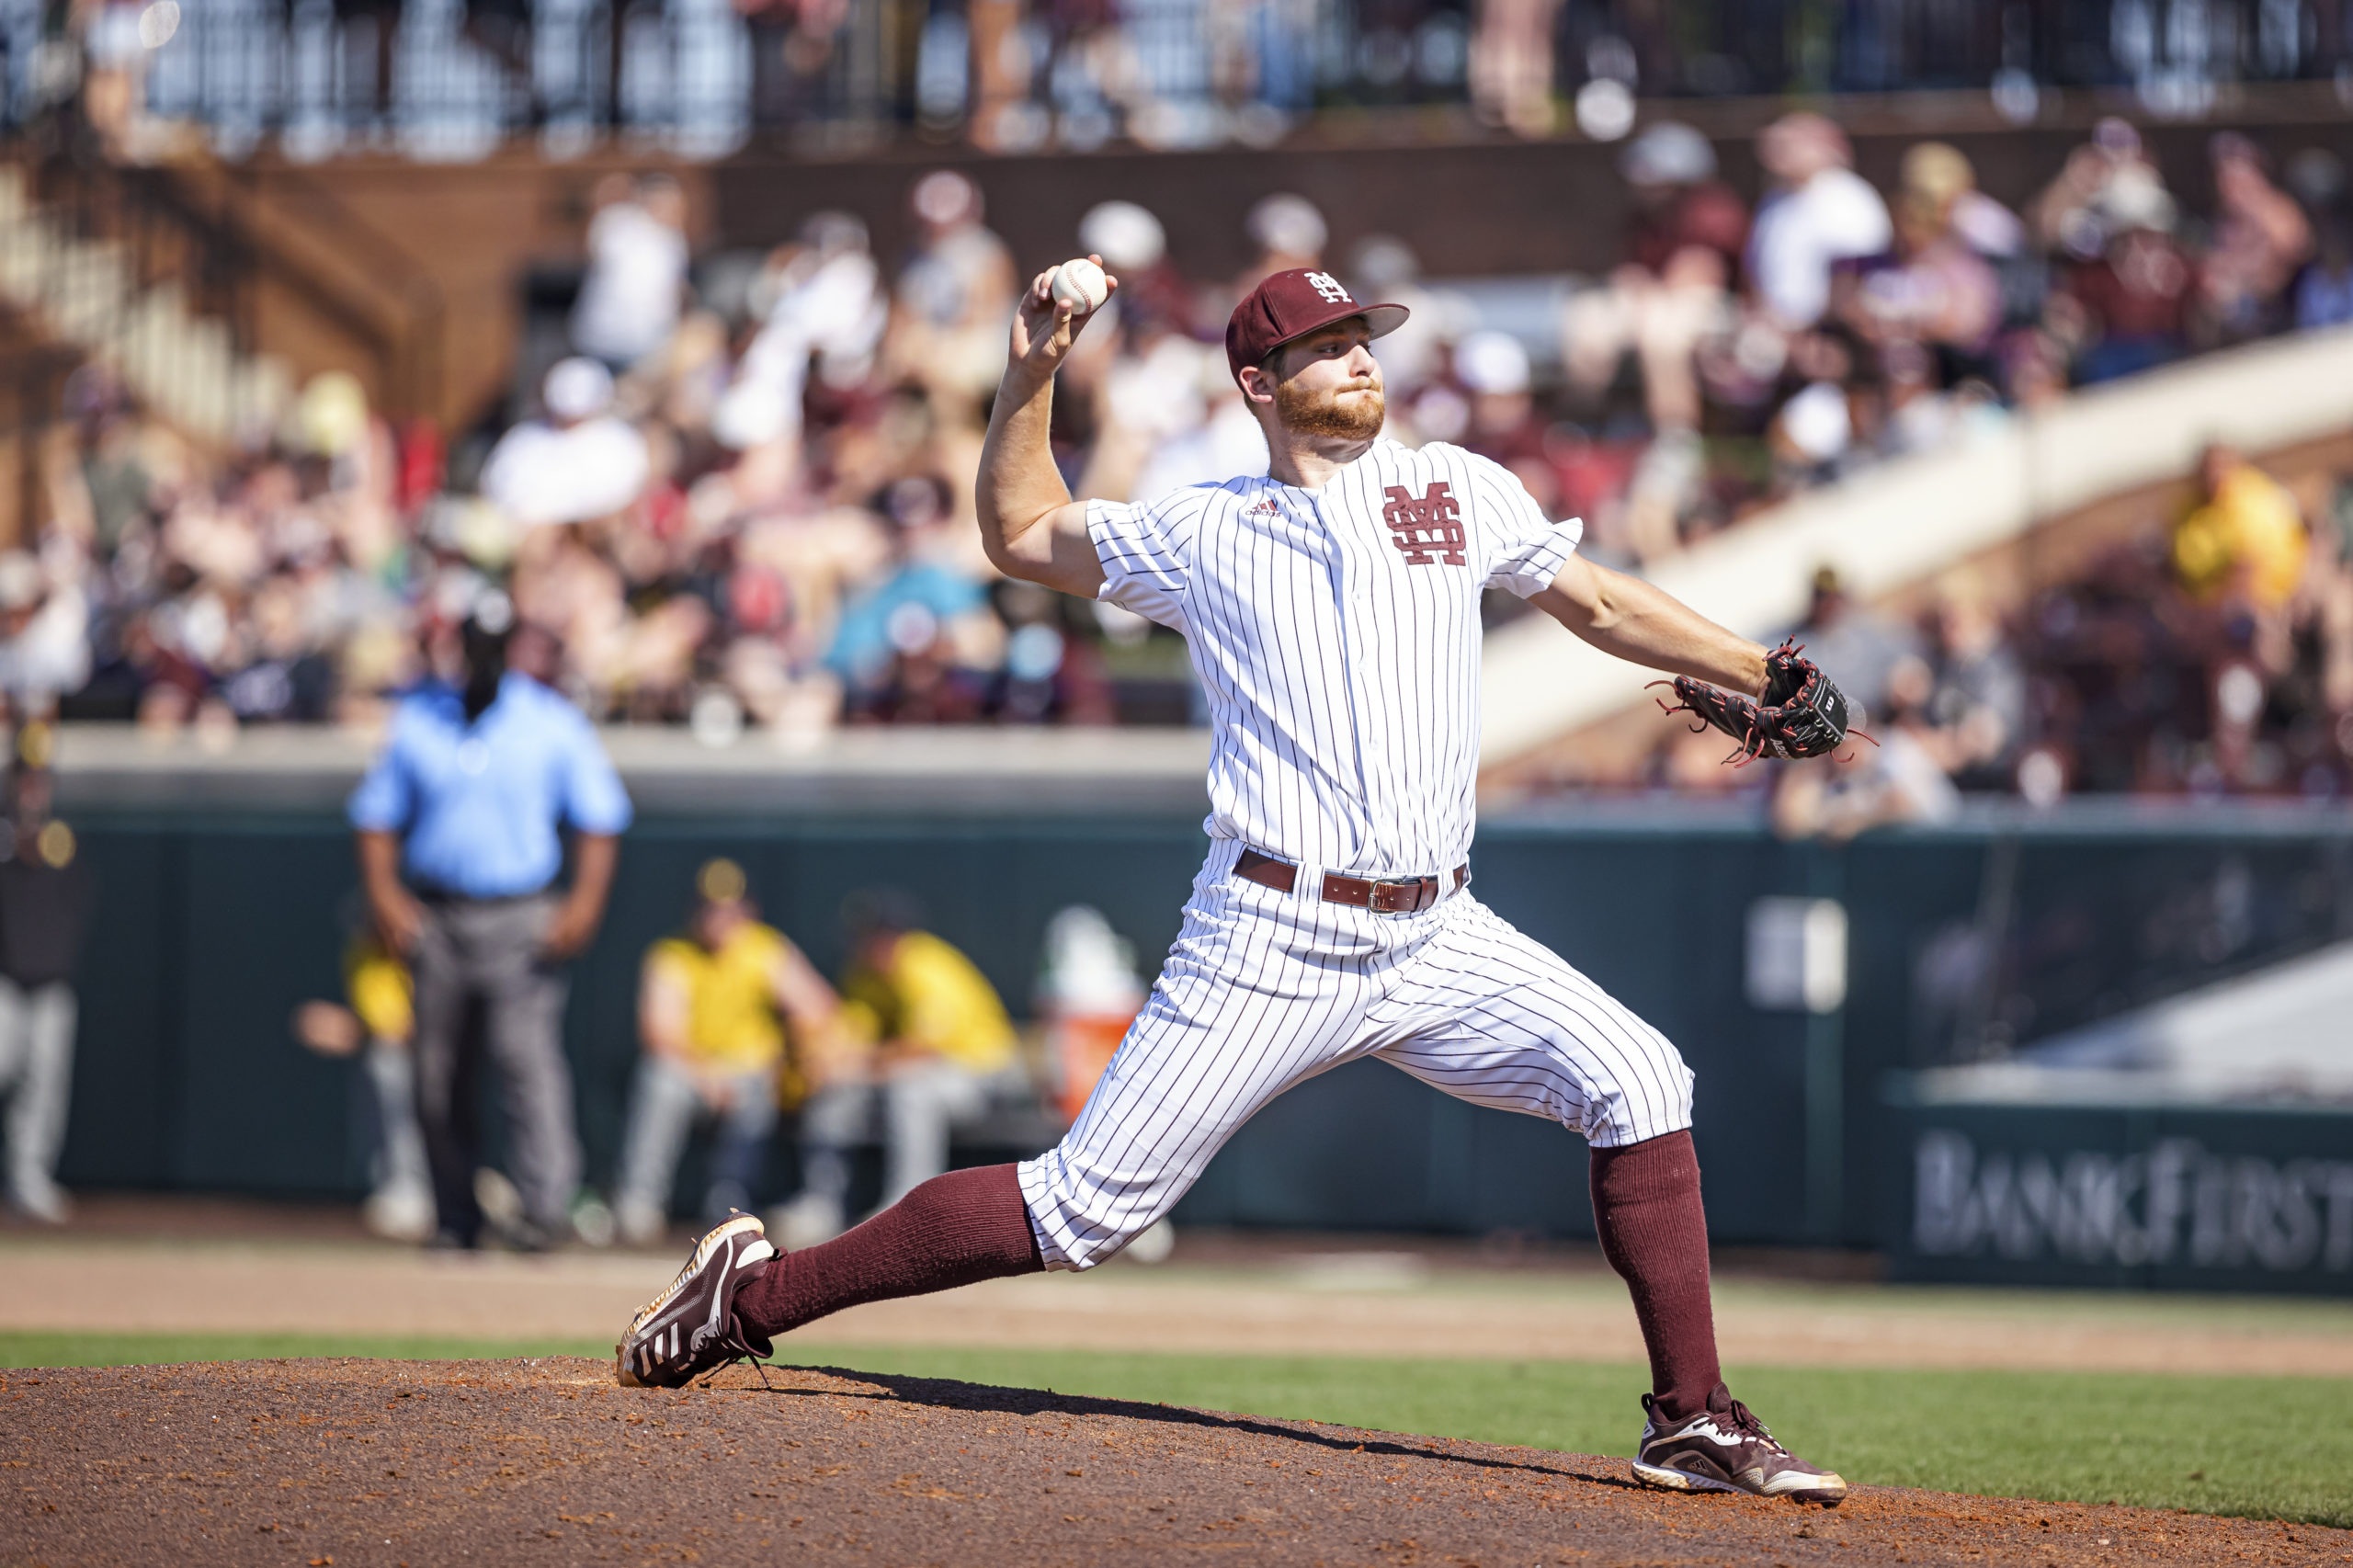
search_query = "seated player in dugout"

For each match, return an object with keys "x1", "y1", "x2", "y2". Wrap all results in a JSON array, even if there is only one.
[
  {"x1": 0, "y1": 725, "x2": 93, "y2": 1228},
  {"x1": 768, "y1": 889, "x2": 1027, "y2": 1250},
  {"x1": 611, "y1": 858, "x2": 841, "y2": 1247},
  {"x1": 290, "y1": 917, "x2": 434, "y2": 1243},
  {"x1": 619, "y1": 263, "x2": 1859, "y2": 1506}
]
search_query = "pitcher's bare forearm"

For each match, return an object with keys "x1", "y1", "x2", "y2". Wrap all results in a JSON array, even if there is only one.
[
  {"x1": 356, "y1": 829, "x2": 423, "y2": 954},
  {"x1": 976, "y1": 366, "x2": 1097, "y2": 594},
  {"x1": 1532, "y1": 553, "x2": 1768, "y2": 695},
  {"x1": 542, "y1": 832, "x2": 619, "y2": 959},
  {"x1": 973, "y1": 262, "x2": 1117, "y2": 597},
  {"x1": 571, "y1": 834, "x2": 619, "y2": 920}
]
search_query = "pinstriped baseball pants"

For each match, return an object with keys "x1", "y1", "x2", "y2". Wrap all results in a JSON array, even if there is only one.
[{"x1": 1018, "y1": 840, "x2": 1696, "y2": 1271}]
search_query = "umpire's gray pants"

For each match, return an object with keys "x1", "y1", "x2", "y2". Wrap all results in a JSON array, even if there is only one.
[
  {"x1": 410, "y1": 895, "x2": 578, "y2": 1240},
  {"x1": 0, "y1": 977, "x2": 74, "y2": 1205}
]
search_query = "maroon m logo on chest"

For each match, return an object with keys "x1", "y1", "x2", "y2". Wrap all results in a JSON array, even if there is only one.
[{"x1": 1381, "y1": 482, "x2": 1465, "y2": 566}]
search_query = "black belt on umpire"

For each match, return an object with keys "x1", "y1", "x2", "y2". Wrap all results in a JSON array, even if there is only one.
[
  {"x1": 1234, "y1": 847, "x2": 1467, "y2": 915},
  {"x1": 413, "y1": 886, "x2": 551, "y2": 907}
]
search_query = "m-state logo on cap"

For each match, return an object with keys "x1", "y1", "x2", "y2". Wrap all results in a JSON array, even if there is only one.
[{"x1": 1222, "y1": 267, "x2": 1412, "y2": 384}]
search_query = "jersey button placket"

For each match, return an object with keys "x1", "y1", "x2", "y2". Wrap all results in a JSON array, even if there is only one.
[{"x1": 1317, "y1": 483, "x2": 1383, "y2": 876}]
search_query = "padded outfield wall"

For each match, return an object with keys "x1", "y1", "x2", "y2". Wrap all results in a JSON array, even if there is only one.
[{"x1": 45, "y1": 768, "x2": 2353, "y2": 1275}]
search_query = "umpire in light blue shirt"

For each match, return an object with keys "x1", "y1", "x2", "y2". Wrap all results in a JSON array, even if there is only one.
[{"x1": 348, "y1": 595, "x2": 631, "y2": 1250}]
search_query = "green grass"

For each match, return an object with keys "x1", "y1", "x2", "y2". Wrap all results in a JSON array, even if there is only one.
[{"x1": 6, "y1": 1333, "x2": 2348, "y2": 1529}]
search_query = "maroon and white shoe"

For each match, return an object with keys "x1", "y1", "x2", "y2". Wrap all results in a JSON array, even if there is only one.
[
  {"x1": 1631, "y1": 1392, "x2": 1848, "y2": 1506},
  {"x1": 615, "y1": 1212, "x2": 778, "y2": 1388}
]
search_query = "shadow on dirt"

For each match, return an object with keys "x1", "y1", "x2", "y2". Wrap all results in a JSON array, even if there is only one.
[{"x1": 749, "y1": 1361, "x2": 1648, "y2": 1494}]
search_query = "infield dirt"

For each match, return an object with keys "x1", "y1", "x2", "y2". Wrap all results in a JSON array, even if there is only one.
[{"x1": 6, "y1": 1358, "x2": 2347, "y2": 1568}]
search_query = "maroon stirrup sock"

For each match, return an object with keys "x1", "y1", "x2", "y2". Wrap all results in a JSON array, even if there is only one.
[
  {"x1": 734, "y1": 1163, "x2": 1045, "y2": 1340},
  {"x1": 1589, "y1": 1130, "x2": 1727, "y2": 1424}
]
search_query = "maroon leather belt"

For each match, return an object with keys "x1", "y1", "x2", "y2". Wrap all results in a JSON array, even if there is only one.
[{"x1": 1235, "y1": 848, "x2": 1467, "y2": 915}]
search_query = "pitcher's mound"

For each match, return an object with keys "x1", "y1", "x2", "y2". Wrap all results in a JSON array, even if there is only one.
[{"x1": 3, "y1": 1358, "x2": 2341, "y2": 1565}]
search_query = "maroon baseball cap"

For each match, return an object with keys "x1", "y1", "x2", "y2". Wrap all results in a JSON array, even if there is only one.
[{"x1": 1224, "y1": 267, "x2": 1409, "y2": 384}]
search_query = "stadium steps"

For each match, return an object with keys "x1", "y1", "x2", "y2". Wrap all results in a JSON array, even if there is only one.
[{"x1": 0, "y1": 163, "x2": 292, "y2": 446}]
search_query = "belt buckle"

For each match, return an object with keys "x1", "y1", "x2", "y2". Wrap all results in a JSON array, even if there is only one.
[{"x1": 1370, "y1": 875, "x2": 1433, "y2": 915}]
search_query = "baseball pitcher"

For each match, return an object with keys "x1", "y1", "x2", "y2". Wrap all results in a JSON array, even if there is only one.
[{"x1": 617, "y1": 263, "x2": 1855, "y2": 1506}]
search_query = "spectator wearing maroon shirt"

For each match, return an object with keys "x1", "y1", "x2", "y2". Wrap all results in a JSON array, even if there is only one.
[
  {"x1": 1619, "y1": 121, "x2": 1749, "y2": 279},
  {"x1": 1452, "y1": 332, "x2": 1548, "y2": 472},
  {"x1": 1565, "y1": 122, "x2": 1743, "y2": 442},
  {"x1": 2060, "y1": 169, "x2": 2193, "y2": 383}
]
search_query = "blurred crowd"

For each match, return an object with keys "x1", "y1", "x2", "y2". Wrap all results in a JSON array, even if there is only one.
[
  {"x1": 12, "y1": 112, "x2": 2353, "y2": 803},
  {"x1": 1661, "y1": 439, "x2": 2353, "y2": 828},
  {"x1": 1551, "y1": 112, "x2": 2347, "y2": 562}
]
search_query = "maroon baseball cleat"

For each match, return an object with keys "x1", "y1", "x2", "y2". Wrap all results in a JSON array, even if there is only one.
[
  {"x1": 1631, "y1": 1393, "x2": 1848, "y2": 1505},
  {"x1": 615, "y1": 1212, "x2": 778, "y2": 1388}
]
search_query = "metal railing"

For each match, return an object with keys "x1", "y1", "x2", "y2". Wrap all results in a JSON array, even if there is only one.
[{"x1": 4, "y1": 0, "x2": 2350, "y2": 161}]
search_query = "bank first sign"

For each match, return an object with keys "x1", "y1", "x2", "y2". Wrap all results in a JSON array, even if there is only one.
[{"x1": 1887, "y1": 1100, "x2": 2353, "y2": 1294}]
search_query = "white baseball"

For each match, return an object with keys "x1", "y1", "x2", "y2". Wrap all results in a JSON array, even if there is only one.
[{"x1": 1050, "y1": 257, "x2": 1108, "y2": 314}]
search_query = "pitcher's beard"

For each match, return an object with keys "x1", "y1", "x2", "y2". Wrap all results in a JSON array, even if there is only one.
[{"x1": 1276, "y1": 379, "x2": 1385, "y2": 441}]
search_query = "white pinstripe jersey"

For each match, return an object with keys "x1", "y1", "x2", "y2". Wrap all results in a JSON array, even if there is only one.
[{"x1": 1087, "y1": 437, "x2": 1581, "y2": 879}]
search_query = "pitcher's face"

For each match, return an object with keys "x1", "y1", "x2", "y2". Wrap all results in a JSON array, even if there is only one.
[{"x1": 1267, "y1": 321, "x2": 1386, "y2": 442}]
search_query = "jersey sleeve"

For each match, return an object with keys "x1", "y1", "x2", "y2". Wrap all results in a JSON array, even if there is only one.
[
  {"x1": 1461, "y1": 450, "x2": 1585, "y2": 598},
  {"x1": 347, "y1": 708, "x2": 417, "y2": 833},
  {"x1": 1086, "y1": 493, "x2": 1194, "y2": 633},
  {"x1": 554, "y1": 703, "x2": 634, "y2": 835}
]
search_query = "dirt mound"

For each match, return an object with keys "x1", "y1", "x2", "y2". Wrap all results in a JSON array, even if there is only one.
[{"x1": 3, "y1": 1358, "x2": 2344, "y2": 1566}]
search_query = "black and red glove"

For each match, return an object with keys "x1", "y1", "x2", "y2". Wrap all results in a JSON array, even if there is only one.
[{"x1": 1654, "y1": 640, "x2": 1854, "y2": 766}]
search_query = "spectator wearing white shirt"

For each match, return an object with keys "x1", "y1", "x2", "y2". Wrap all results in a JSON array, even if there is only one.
[
  {"x1": 481, "y1": 359, "x2": 651, "y2": 528},
  {"x1": 1746, "y1": 113, "x2": 1893, "y2": 331},
  {"x1": 715, "y1": 213, "x2": 890, "y2": 454},
  {"x1": 0, "y1": 555, "x2": 90, "y2": 719},
  {"x1": 571, "y1": 175, "x2": 692, "y2": 374}
]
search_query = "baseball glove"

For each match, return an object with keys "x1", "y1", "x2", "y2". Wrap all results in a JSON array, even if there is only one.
[{"x1": 1653, "y1": 641, "x2": 1856, "y2": 766}]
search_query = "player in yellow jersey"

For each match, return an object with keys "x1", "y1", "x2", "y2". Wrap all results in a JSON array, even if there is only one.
[
  {"x1": 611, "y1": 859, "x2": 841, "y2": 1246},
  {"x1": 2174, "y1": 443, "x2": 2309, "y2": 609},
  {"x1": 770, "y1": 888, "x2": 1029, "y2": 1248},
  {"x1": 292, "y1": 926, "x2": 435, "y2": 1241}
]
